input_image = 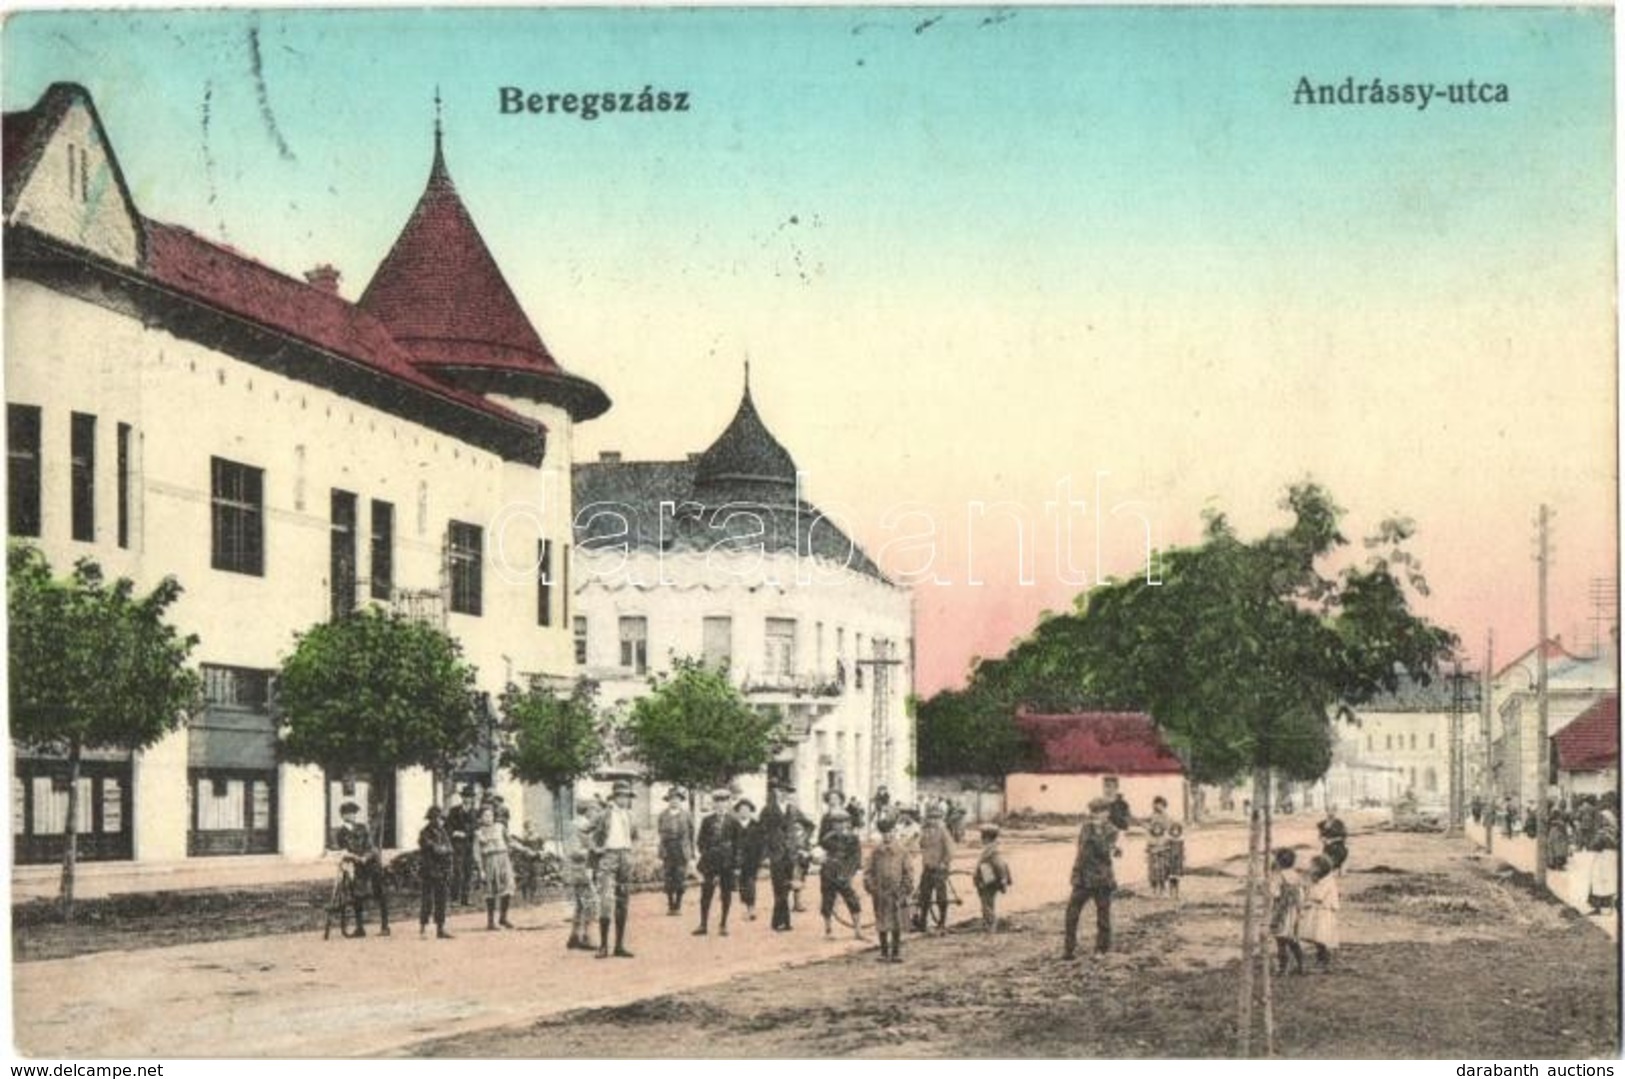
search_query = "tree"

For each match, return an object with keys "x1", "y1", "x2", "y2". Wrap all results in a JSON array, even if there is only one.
[
  {"x1": 914, "y1": 686, "x2": 1037, "y2": 779},
  {"x1": 8, "y1": 544, "x2": 202, "y2": 918},
  {"x1": 500, "y1": 677, "x2": 607, "y2": 842},
  {"x1": 625, "y1": 657, "x2": 786, "y2": 794},
  {"x1": 276, "y1": 607, "x2": 481, "y2": 841},
  {"x1": 1063, "y1": 482, "x2": 1456, "y2": 1054}
]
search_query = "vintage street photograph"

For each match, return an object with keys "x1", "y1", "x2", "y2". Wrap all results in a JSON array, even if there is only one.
[{"x1": 2, "y1": 4, "x2": 1618, "y2": 1062}]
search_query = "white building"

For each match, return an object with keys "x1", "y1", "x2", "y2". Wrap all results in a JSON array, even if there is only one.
[
  {"x1": 5, "y1": 83, "x2": 607, "y2": 870},
  {"x1": 1489, "y1": 638, "x2": 1615, "y2": 805},
  {"x1": 570, "y1": 380, "x2": 915, "y2": 822},
  {"x1": 1325, "y1": 675, "x2": 1469, "y2": 813}
]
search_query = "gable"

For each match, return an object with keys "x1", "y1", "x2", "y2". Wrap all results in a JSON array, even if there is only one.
[{"x1": 5, "y1": 88, "x2": 141, "y2": 267}]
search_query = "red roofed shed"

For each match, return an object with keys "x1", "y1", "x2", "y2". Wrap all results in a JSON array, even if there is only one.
[
  {"x1": 1006, "y1": 712, "x2": 1187, "y2": 819},
  {"x1": 1553, "y1": 694, "x2": 1619, "y2": 797}
]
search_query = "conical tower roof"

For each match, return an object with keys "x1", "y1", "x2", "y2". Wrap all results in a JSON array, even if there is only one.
[
  {"x1": 692, "y1": 373, "x2": 799, "y2": 504},
  {"x1": 359, "y1": 128, "x2": 608, "y2": 420}
]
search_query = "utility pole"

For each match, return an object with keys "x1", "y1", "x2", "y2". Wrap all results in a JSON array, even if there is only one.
[
  {"x1": 1481, "y1": 629, "x2": 1495, "y2": 855},
  {"x1": 1447, "y1": 661, "x2": 1466, "y2": 836},
  {"x1": 1535, "y1": 504, "x2": 1551, "y2": 890},
  {"x1": 855, "y1": 641, "x2": 903, "y2": 801}
]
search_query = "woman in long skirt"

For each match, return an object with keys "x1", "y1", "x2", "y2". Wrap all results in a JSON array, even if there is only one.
[
  {"x1": 476, "y1": 804, "x2": 516, "y2": 930},
  {"x1": 1298, "y1": 854, "x2": 1340, "y2": 972}
]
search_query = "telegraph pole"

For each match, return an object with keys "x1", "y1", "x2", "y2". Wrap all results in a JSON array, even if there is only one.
[
  {"x1": 1535, "y1": 505, "x2": 1551, "y2": 889},
  {"x1": 1481, "y1": 629, "x2": 1494, "y2": 854},
  {"x1": 1447, "y1": 661, "x2": 1466, "y2": 836}
]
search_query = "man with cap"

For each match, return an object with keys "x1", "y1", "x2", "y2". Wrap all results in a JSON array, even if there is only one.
[
  {"x1": 694, "y1": 788, "x2": 744, "y2": 936},
  {"x1": 445, "y1": 786, "x2": 477, "y2": 906},
  {"x1": 1063, "y1": 796, "x2": 1120, "y2": 959},
  {"x1": 658, "y1": 787, "x2": 696, "y2": 915},
  {"x1": 417, "y1": 805, "x2": 455, "y2": 939},
  {"x1": 333, "y1": 800, "x2": 391, "y2": 937},
  {"x1": 760, "y1": 782, "x2": 814, "y2": 931},
  {"x1": 914, "y1": 801, "x2": 955, "y2": 932},
  {"x1": 591, "y1": 779, "x2": 640, "y2": 957}
]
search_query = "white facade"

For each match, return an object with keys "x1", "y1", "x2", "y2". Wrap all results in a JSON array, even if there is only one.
[
  {"x1": 7, "y1": 84, "x2": 596, "y2": 873},
  {"x1": 574, "y1": 546, "x2": 916, "y2": 811}
]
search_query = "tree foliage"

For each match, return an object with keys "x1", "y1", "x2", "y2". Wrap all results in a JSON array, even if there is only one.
[
  {"x1": 501, "y1": 677, "x2": 606, "y2": 792},
  {"x1": 9, "y1": 544, "x2": 202, "y2": 755},
  {"x1": 8, "y1": 543, "x2": 202, "y2": 912},
  {"x1": 275, "y1": 607, "x2": 481, "y2": 788},
  {"x1": 914, "y1": 687, "x2": 1037, "y2": 778},
  {"x1": 625, "y1": 657, "x2": 785, "y2": 792},
  {"x1": 944, "y1": 483, "x2": 1457, "y2": 786}
]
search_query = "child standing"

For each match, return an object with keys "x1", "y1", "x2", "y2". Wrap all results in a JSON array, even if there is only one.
[
  {"x1": 819, "y1": 810, "x2": 866, "y2": 940},
  {"x1": 865, "y1": 816, "x2": 914, "y2": 963},
  {"x1": 563, "y1": 805, "x2": 599, "y2": 950},
  {"x1": 1269, "y1": 848, "x2": 1305, "y2": 975},
  {"x1": 1165, "y1": 822, "x2": 1186, "y2": 900},
  {"x1": 1298, "y1": 853, "x2": 1341, "y2": 972},
  {"x1": 974, "y1": 824, "x2": 1013, "y2": 932},
  {"x1": 475, "y1": 804, "x2": 516, "y2": 931},
  {"x1": 1145, "y1": 822, "x2": 1169, "y2": 897}
]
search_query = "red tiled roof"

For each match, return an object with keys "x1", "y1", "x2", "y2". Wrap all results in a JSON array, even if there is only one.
[
  {"x1": 1554, "y1": 694, "x2": 1619, "y2": 773},
  {"x1": 142, "y1": 220, "x2": 533, "y2": 429},
  {"x1": 359, "y1": 142, "x2": 561, "y2": 375},
  {"x1": 1014, "y1": 712, "x2": 1185, "y2": 776}
]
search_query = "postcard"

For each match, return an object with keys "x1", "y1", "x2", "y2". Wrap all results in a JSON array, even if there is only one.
[{"x1": 3, "y1": 4, "x2": 1617, "y2": 1064}]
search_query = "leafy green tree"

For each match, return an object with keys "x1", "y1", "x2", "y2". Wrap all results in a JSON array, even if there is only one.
[
  {"x1": 625, "y1": 657, "x2": 786, "y2": 794},
  {"x1": 914, "y1": 686, "x2": 1036, "y2": 778},
  {"x1": 501, "y1": 677, "x2": 607, "y2": 842},
  {"x1": 8, "y1": 544, "x2": 201, "y2": 918},
  {"x1": 276, "y1": 607, "x2": 481, "y2": 840},
  {"x1": 1061, "y1": 482, "x2": 1455, "y2": 1052}
]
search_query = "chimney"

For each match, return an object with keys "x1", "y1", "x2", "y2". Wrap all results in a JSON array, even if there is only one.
[
  {"x1": 599, "y1": 451, "x2": 622, "y2": 464},
  {"x1": 304, "y1": 264, "x2": 342, "y2": 294}
]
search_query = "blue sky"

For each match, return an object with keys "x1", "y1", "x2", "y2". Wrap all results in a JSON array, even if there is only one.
[{"x1": 4, "y1": 7, "x2": 1616, "y2": 690}]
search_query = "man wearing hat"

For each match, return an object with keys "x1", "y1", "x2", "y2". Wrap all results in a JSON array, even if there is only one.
[
  {"x1": 819, "y1": 809, "x2": 866, "y2": 941},
  {"x1": 760, "y1": 782, "x2": 814, "y2": 931},
  {"x1": 658, "y1": 787, "x2": 696, "y2": 915},
  {"x1": 417, "y1": 805, "x2": 455, "y2": 939},
  {"x1": 591, "y1": 779, "x2": 640, "y2": 957},
  {"x1": 445, "y1": 786, "x2": 477, "y2": 906},
  {"x1": 1063, "y1": 796, "x2": 1121, "y2": 959},
  {"x1": 693, "y1": 788, "x2": 744, "y2": 936},
  {"x1": 333, "y1": 800, "x2": 391, "y2": 937},
  {"x1": 914, "y1": 801, "x2": 955, "y2": 932}
]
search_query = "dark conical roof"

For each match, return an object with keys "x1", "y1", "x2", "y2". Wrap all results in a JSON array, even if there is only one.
[
  {"x1": 358, "y1": 134, "x2": 609, "y2": 420},
  {"x1": 692, "y1": 381, "x2": 798, "y2": 503}
]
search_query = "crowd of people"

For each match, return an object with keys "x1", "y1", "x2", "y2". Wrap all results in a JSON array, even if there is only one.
[{"x1": 1468, "y1": 790, "x2": 1620, "y2": 913}]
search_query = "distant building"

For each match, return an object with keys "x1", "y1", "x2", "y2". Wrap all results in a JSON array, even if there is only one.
[
  {"x1": 570, "y1": 378, "x2": 915, "y2": 820},
  {"x1": 1004, "y1": 712, "x2": 1185, "y2": 819},
  {"x1": 5, "y1": 83, "x2": 606, "y2": 870},
  {"x1": 1325, "y1": 674, "x2": 1472, "y2": 812},
  {"x1": 1552, "y1": 693, "x2": 1619, "y2": 800},
  {"x1": 1489, "y1": 638, "x2": 1615, "y2": 804}
]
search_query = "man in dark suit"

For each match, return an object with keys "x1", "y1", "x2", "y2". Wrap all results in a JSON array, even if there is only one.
[
  {"x1": 760, "y1": 782, "x2": 812, "y2": 931},
  {"x1": 445, "y1": 786, "x2": 477, "y2": 906},
  {"x1": 693, "y1": 788, "x2": 744, "y2": 936},
  {"x1": 1063, "y1": 797, "x2": 1119, "y2": 958}
]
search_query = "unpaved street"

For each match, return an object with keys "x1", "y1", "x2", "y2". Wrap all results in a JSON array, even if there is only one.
[{"x1": 14, "y1": 820, "x2": 1617, "y2": 1058}]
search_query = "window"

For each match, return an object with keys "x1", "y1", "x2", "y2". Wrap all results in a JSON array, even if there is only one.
[
  {"x1": 573, "y1": 616, "x2": 588, "y2": 666},
  {"x1": 703, "y1": 616, "x2": 732, "y2": 669},
  {"x1": 370, "y1": 500, "x2": 394, "y2": 600},
  {"x1": 448, "y1": 521, "x2": 483, "y2": 616},
  {"x1": 855, "y1": 633, "x2": 866, "y2": 690},
  {"x1": 202, "y1": 665, "x2": 272, "y2": 710},
  {"x1": 70, "y1": 412, "x2": 95, "y2": 542},
  {"x1": 210, "y1": 457, "x2": 264, "y2": 575},
  {"x1": 1409, "y1": 734, "x2": 1416, "y2": 750},
  {"x1": 765, "y1": 618, "x2": 797, "y2": 680},
  {"x1": 619, "y1": 616, "x2": 648, "y2": 674},
  {"x1": 537, "y1": 539, "x2": 553, "y2": 627},
  {"x1": 1366, "y1": 735, "x2": 1373, "y2": 751},
  {"x1": 330, "y1": 490, "x2": 357, "y2": 619},
  {"x1": 1385, "y1": 735, "x2": 1392, "y2": 750},
  {"x1": 8, "y1": 404, "x2": 41, "y2": 537},
  {"x1": 1428, "y1": 732, "x2": 1436, "y2": 751},
  {"x1": 1424, "y1": 767, "x2": 1438, "y2": 793},
  {"x1": 116, "y1": 423, "x2": 131, "y2": 549},
  {"x1": 816, "y1": 622, "x2": 825, "y2": 672}
]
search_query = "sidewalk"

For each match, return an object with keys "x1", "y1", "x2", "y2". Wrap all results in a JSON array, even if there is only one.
[
  {"x1": 1463, "y1": 821, "x2": 1618, "y2": 941},
  {"x1": 13, "y1": 818, "x2": 1306, "y2": 1059}
]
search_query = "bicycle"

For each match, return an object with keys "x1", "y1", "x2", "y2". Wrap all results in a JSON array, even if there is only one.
[
  {"x1": 909, "y1": 868, "x2": 972, "y2": 932},
  {"x1": 323, "y1": 860, "x2": 359, "y2": 940},
  {"x1": 827, "y1": 868, "x2": 973, "y2": 932}
]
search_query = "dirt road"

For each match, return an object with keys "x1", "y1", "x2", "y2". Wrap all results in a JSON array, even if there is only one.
[{"x1": 415, "y1": 828, "x2": 1619, "y2": 1059}]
